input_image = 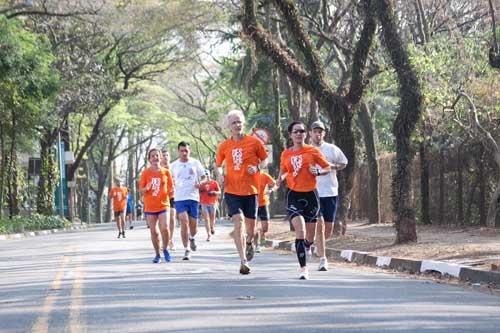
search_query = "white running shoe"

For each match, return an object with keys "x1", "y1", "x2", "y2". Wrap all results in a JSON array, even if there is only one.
[
  {"x1": 318, "y1": 257, "x2": 328, "y2": 271},
  {"x1": 299, "y1": 267, "x2": 309, "y2": 280},
  {"x1": 255, "y1": 245, "x2": 262, "y2": 253}
]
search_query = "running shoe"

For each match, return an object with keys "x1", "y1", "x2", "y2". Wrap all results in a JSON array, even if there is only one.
[
  {"x1": 299, "y1": 267, "x2": 309, "y2": 280},
  {"x1": 239, "y1": 261, "x2": 251, "y2": 275},
  {"x1": 117, "y1": 232, "x2": 121, "y2": 239},
  {"x1": 211, "y1": 228, "x2": 215, "y2": 235},
  {"x1": 183, "y1": 249, "x2": 191, "y2": 260},
  {"x1": 129, "y1": 225, "x2": 134, "y2": 230},
  {"x1": 152, "y1": 255, "x2": 161, "y2": 263},
  {"x1": 189, "y1": 238, "x2": 197, "y2": 251},
  {"x1": 246, "y1": 243, "x2": 255, "y2": 261},
  {"x1": 163, "y1": 249, "x2": 172, "y2": 262},
  {"x1": 121, "y1": 231, "x2": 126, "y2": 238},
  {"x1": 255, "y1": 245, "x2": 262, "y2": 253},
  {"x1": 318, "y1": 257, "x2": 328, "y2": 271},
  {"x1": 206, "y1": 236, "x2": 211, "y2": 242}
]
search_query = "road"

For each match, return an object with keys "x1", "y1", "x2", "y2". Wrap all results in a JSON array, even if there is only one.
[{"x1": 1, "y1": 222, "x2": 499, "y2": 333}]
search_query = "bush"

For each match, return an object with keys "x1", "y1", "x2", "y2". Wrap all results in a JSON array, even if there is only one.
[{"x1": 0, "y1": 214, "x2": 71, "y2": 234}]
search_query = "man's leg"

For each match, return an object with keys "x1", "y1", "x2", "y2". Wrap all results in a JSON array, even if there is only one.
[
  {"x1": 260, "y1": 220, "x2": 269, "y2": 244},
  {"x1": 178, "y1": 211, "x2": 190, "y2": 250},
  {"x1": 253, "y1": 220, "x2": 261, "y2": 246},
  {"x1": 316, "y1": 216, "x2": 326, "y2": 258},
  {"x1": 231, "y1": 213, "x2": 246, "y2": 261},
  {"x1": 208, "y1": 206, "x2": 216, "y2": 234},
  {"x1": 188, "y1": 215, "x2": 198, "y2": 250},
  {"x1": 114, "y1": 213, "x2": 121, "y2": 237},
  {"x1": 202, "y1": 207, "x2": 211, "y2": 240},
  {"x1": 169, "y1": 207, "x2": 176, "y2": 250},
  {"x1": 187, "y1": 201, "x2": 199, "y2": 250},
  {"x1": 325, "y1": 223, "x2": 334, "y2": 240}
]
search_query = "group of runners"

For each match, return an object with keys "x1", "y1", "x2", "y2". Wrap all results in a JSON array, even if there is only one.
[{"x1": 109, "y1": 109, "x2": 347, "y2": 280}]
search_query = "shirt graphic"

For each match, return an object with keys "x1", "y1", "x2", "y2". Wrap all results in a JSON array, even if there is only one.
[
  {"x1": 291, "y1": 155, "x2": 303, "y2": 177},
  {"x1": 151, "y1": 177, "x2": 161, "y2": 196},
  {"x1": 232, "y1": 148, "x2": 243, "y2": 170}
]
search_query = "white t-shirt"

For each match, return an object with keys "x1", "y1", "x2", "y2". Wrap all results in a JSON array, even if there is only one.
[
  {"x1": 315, "y1": 142, "x2": 348, "y2": 197},
  {"x1": 170, "y1": 158, "x2": 205, "y2": 202}
]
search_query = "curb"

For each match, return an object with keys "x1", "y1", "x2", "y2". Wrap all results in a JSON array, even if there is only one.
[
  {"x1": 0, "y1": 224, "x2": 90, "y2": 240},
  {"x1": 265, "y1": 239, "x2": 500, "y2": 286}
]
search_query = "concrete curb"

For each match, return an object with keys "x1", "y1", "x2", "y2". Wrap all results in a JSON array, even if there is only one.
[
  {"x1": 0, "y1": 224, "x2": 90, "y2": 240},
  {"x1": 265, "y1": 239, "x2": 500, "y2": 286}
]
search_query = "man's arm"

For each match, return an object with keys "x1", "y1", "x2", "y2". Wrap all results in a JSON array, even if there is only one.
[{"x1": 214, "y1": 164, "x2": 224, "y2": 185}]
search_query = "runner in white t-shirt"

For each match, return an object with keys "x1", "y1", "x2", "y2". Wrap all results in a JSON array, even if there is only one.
[
  {"x1": 170, "y1": 141, "x2": 206, "y2": 260},
  {"x1": 310, "y1": 120, "x2": 348, "y2": 271}
]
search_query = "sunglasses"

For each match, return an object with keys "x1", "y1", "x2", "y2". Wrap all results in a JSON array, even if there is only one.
[{"x1": 292, "y1": 129, "x2": 306, "y2": 134}]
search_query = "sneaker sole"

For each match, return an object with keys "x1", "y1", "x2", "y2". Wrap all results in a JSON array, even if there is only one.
[
  {"x1": 182, "y1": 257, "x2": 190, "y2": 261},
  {"x1": 239, "y1": 266, "x2": 251, "y2": 275},
  {"x1": 318, "y1": 267, "x2": 328, "y2": 271}
]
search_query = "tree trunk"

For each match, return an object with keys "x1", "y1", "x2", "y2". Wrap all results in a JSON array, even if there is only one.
[
  {"x1": 358, "y1": 101, "x2": 380, "y2": 224},
  {"x1": 281, "y1": 74, "x2": 301, "y2": 121},
  {"x1": 456, "y1": 144, "x2": 464, "y2": 225},
  {"x1": 486, "y1": 182, "x2": 500, "y2": 227},
  {"x1": 96, "y1": 186, "x2": 104, "y2": 224},
  {"x1": 0, "y1": 121, "x2": 6, "y2": 219},
  {"x1": 438, "y1": 149, "x2": 445, "y2": 225},
  {"x1": 7, "y1": 111, "x2": 19, "y2": 217},
  {"x1": 37, "y1": 133, "x2": 57, "y2": 215},
  {"x1": 478, "y1": 146, "x2": 487, "y2": 226},
  {"x1": 419, "y1": 142, "x2": 431, "y2": 225},
  {"x1": 330, "y1": 103, "x2": 355, "y2": 234},
  {"x1": 376, "y1": 0, "x2": 423, "y2": 243}
]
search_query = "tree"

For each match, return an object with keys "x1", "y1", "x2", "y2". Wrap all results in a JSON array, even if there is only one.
[
  {"x1": 375, "y1": 0, "x2": 424, "y2": 242},
  {"x1": 0, "y1": 16, "x2": 59, "y2": 217},
  {"x1": 241, "y1": 0, "x2": 376, "y2": 234}
]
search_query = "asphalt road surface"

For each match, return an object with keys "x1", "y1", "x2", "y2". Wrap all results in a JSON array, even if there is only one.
[{"x1": 1, "y1": 221, "x2": 499, "y2": 333}]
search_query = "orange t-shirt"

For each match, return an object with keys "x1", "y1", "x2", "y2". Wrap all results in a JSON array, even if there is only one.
[
  {"x1": 109, "y1": 186, "x2": 128, "y2": 212},
  {"x1": 280, "y1": 145, "x2": 330, "y2": 192},
  {"x1": 216, "y1": 135, "x2": 268, "y2": 195},
  {"x1": 258, "y1": 172, "x2": 275, "y2": 207},
  {"x1": 139, "y1": 167, "x2": 173, "y2": 213},
  {"x1": 199, "y1": 180, "x2": 220, "y2": 205}
]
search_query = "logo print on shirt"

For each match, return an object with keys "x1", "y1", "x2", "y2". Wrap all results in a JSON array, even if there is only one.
[
  {"x1": 151, "y1": 177, "x2": 161, "y2": 196},
  {"x1": 117, "y1": 192, "x2": 122, "y2": 201},
  {"x1": 232, "y1": 148, "x2": 243, "y2": 171},
  {"x1": 291, "y1": 155, "x2": 303, "y2": 177}
]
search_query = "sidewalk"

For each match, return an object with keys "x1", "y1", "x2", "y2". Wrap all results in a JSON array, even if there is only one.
[
  {"x1": 0, "y1": 223, "x2": 90, "y2": 240},
  {"x1": 264, "y1": 217, "x2": 500, "y2": 286}
]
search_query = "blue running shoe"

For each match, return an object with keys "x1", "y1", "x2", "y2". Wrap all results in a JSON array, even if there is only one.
[
  {"x1": 152, "y1": 255, "x2": 161, "y2": 263},
  {"x1": 163, "y1": 249, "x2": 172, "y2": 262}
]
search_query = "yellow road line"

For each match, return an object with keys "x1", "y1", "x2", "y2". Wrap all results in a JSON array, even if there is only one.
[
  {"x1": 69, "y1": 257, "x2": 84, "y2": 333},
  {"x1": 31, "y1": 256, "x2": 70, "y2": 333}
]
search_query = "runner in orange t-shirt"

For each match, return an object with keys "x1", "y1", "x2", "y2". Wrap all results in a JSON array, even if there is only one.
[
  {"x1": 199, "y1": 170, "x2": 221, "y2": 241},
  {"x1": 108, "y1": 179, "x2": 128, "y2": 239},
  {"x1": 255, "y1": 170, "x2": 276, "y2": 252},
  {"x1": 215, "y1": 109, "x2": 268, "y2": 275},
  {"x1": 139, "y1": 148, "x2": 174, "y2": 264},
  {"x1": 276, "y1": 121, "x2": 330, "y2": 280}
]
